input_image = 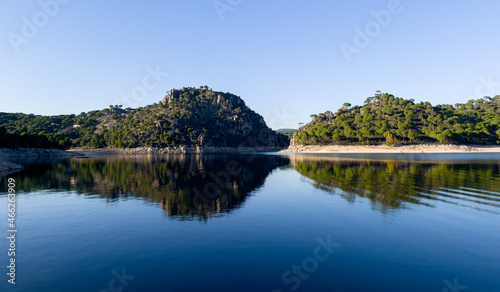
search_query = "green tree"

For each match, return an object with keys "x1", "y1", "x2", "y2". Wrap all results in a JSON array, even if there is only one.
[{"x1": 385, "y1": 133, "x2": 397, "y2": 146}]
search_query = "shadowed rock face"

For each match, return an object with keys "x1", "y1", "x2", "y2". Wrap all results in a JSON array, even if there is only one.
[
  {"x1": 163, "y1": 88, "x2": 246, "y2": 110},
  {"x1": 161, "y1": 87, "x2": 289, "y2": 148},
  {"x1": 6, "y1": 154, "x2": 290, "y2": 221}
]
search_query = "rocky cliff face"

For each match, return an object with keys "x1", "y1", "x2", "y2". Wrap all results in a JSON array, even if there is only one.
[{"x1": 157, "y1": 87, "x2": 288, "y2": 148}]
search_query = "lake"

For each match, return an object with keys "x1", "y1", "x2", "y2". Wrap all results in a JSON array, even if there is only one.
[{"x1": 1, "y1": 153, "x2": 499, "y2": 291}]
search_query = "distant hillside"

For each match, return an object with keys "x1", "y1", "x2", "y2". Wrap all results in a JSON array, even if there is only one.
[
  {"x1": 294, "y1": 92, "x2": 500, "y2": 146},
  {"x1": 275, "y1": 128, "x2": 297, "y2": 139},
  {"x1": 0, "y1": 87, "x2": 289, "y2": 149}
]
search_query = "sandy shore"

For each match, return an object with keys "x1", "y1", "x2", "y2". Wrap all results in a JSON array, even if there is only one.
[{"x1": 281, "y1": 144, "x2": 500, "y2": 154}]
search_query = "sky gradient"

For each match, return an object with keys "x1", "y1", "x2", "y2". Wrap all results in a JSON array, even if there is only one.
[{"x1": 2, "y1": 0, "x2": 500, "y2": 129}]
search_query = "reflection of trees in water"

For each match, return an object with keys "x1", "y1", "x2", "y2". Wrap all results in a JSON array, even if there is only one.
[
  {"x1": 291, "y1": 155, "x2": 500, "y2": 213},
  {"x1": 6, "y1": 154, "x2": 500, "y2": 218},
  {"x1": 8, "y1": 155, "x2": 290, "y2": 221}
]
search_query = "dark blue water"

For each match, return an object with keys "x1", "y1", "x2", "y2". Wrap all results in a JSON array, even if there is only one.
[{"x1": 1, "y1": 154, "x2": 499, "y2": 291}]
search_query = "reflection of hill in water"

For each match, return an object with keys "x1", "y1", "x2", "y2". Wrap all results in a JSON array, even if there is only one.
[
  {"x1": 290, "y1": 155, "x2": 500, "y2": 214},
  {"x1": 7, "y1": 153, "x2": 500, "y2": 217},
  {"x1": 11, "y1": 154, "x2": 290, "y2": 221}
]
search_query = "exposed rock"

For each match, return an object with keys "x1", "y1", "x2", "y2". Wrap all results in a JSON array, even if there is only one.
[
  {"x1": 77, "y1": 146, "x2": 285, "y2": 157},
  {"x1": 0, "y1": 148, "x2": 81, "y2": 158},
  {"x1": 0, "y1": 161, "x2": 23, "y2": 173},
  {"x1": 158, "y1": 87, "x2": 288, "y2": 148}
]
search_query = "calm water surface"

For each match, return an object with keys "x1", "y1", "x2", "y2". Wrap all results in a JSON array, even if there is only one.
[{"x1": 1, "y1": 153, "x2": 499, "y2": 292}]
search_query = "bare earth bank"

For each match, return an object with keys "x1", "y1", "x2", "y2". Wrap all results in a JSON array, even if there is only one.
[
  {"x1": 68, "y1": 146, "x2": 285, "y2": 157},
  {"x1": 0, "y1": 148, "x2": 80, "y2": 158},
  {"x1": 281, "y1": 144, "x2": 500, "y2": 154},
  {"x1": 0, "y1": 148, "x2": 80, "y2": 176},
  {"x1": 1, "y1": 147, "x2": 284, "y2": 160}
]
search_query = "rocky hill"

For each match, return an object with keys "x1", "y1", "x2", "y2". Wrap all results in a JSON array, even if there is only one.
[
  {"x1": 0, "y1": 87, "x2": 289, "y2": 150},
  {"x1": 294, "y1": 92, "x2": 500, "y2": 146}
]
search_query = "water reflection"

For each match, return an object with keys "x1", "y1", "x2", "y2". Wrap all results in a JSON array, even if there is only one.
[
  {"x1": 6, "y1": 154, "x2": 290, "y2": 221},
  {"x1": 3, "y1": 153, "x2": 500, "y2": 217},
  {"x1": 290, "y1": 155, "x2": 500, "y2": 214}
]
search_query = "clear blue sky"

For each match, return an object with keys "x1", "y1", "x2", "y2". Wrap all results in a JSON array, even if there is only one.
[{"x1": 1, "y1": 0, "x2": 500, "y2": 129}]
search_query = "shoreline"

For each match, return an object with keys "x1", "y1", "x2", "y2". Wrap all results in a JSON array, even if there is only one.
[
  {"x1": 0, "y1": 146, "x2": 284, "y2": 159},
  {"x1": 2, "y1": 144, "x2": 500, "y2": 160},
  {"x1": 68, "y1": 146, "x2": 285, "y2": 157},
  {"x1": 0, "y1": 148, "x2": 79, "y2": 176},
  {"x1": 281, "y1": 144, "x2": 500, "y2": 154},
  {"x1": 0, "y1": 148, "x2": 81, "y2": 158}
]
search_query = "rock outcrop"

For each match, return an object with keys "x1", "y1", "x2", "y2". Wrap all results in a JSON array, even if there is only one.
[
  {"x1": 0, "y1": 148, "x2": 79, "y2": 158},
  {"x1": 157, "y1": 87, "x2": 288, "y2": 148}
]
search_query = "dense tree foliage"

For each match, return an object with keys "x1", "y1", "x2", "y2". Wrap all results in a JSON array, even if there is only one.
[
  {"x1": 0, "y1": 126, "x2": 64, "y2": 149},
  {"x1": 295, "y1": 92, "x2": 500, "y2": 145},
  {"x1": 0, "y1": 87, "x2": 288, "y2": 149},
  {"x1": 275, "y1": 128, "x2": 297, "y2": 139}
]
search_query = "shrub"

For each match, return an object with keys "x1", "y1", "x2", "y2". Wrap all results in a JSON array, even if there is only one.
[{"x1": 385, "y1": 133, "x2": 397, "y2": 146}]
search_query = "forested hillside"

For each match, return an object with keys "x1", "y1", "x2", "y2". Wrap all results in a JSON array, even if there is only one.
[
  {"x1": 0, "y1": 87, "x2": 288, "y2": 149},
  {"x1": 275, "y1": 128, "x2": 297, "y2": 139},
  {"x1": 0, "y1": 126, "x2": 62, "y2": 148},
  {"x1": 295, "y1": 92, "x2": 500, "y2": 146}
]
